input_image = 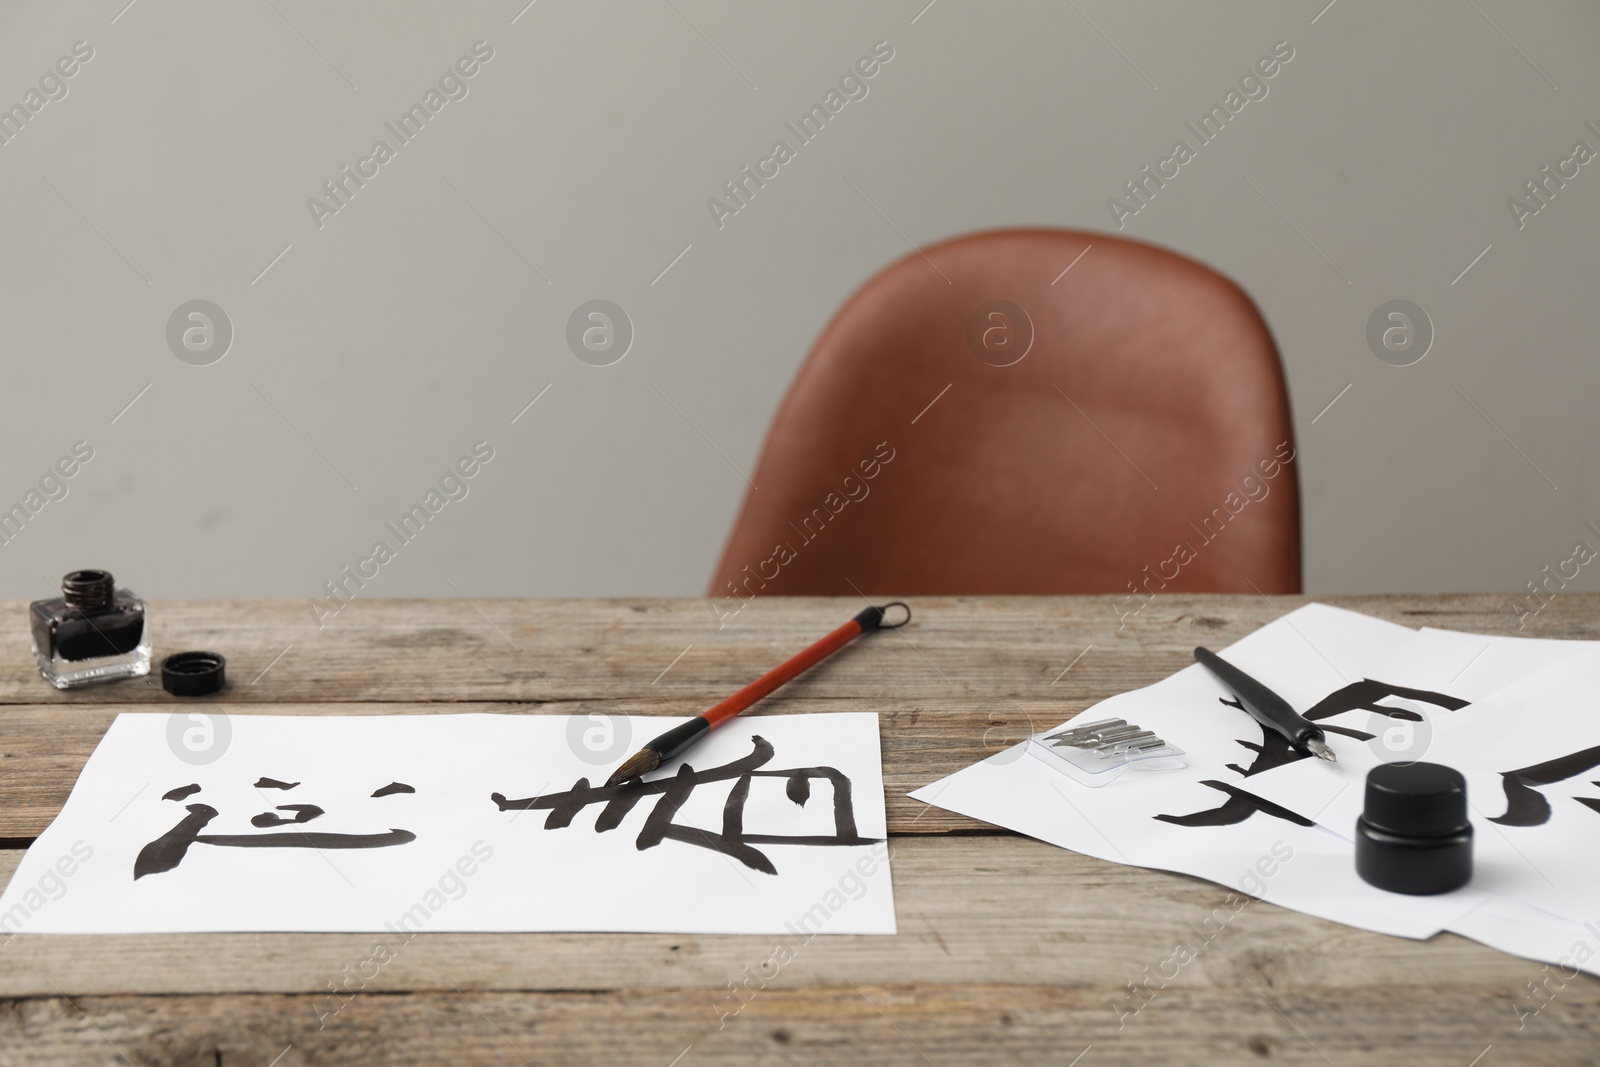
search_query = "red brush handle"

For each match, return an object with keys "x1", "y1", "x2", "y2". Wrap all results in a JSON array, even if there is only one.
[{"x1": 700, "y1": 606, "x2": 897, "y2": 729}]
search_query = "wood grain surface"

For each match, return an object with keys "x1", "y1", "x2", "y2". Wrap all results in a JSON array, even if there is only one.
[{"x1": 1, "y1": 594, "x2": 1596, "y2": 1066}]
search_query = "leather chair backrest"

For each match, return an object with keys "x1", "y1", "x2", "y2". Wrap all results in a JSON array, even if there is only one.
[{"x1": 709, "y1": 228, "x2": 1301, "y2": 599}]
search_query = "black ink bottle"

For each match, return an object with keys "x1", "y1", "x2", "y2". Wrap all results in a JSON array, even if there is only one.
[
  {"x1": 1354, "y1": 761, "x2": 1473, "y2": 895},
  {"x1": 30, "y1": 569, "x2": 151, "y2": 688}
]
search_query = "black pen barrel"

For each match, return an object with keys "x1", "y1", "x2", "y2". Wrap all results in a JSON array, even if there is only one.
[{"x1": 1193, "y1": 646, "x2": 1320, "y2": 747}]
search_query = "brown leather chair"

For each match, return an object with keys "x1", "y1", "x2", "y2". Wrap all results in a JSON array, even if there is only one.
[{"x1": 708, "y1": 228, "x2": 1300, "y2": 600}]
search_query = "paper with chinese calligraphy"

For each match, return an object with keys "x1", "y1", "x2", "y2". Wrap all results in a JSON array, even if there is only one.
[{"x1": 1, "y1": 712, "x2": 894, "y2": 935}]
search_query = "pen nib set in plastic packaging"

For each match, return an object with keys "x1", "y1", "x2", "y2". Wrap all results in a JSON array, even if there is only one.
[{"x1": 1026, "y1": 717, "x2": 1186, "y2": 787}]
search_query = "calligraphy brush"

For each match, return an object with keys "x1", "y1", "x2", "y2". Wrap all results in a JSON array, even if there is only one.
[{"x1": 605, "y1": 601, "x2": 910, "y2": 786}]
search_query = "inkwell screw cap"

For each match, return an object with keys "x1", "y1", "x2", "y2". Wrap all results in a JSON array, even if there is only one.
[
  {"x1": 161, "y1": 651, "x2": 226, "y2": 697},
  {"x1": 1355, "y1": 761, "x2": 1473, "y2": 895}
]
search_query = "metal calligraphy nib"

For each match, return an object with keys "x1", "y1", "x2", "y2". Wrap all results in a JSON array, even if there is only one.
[
  {"x1": 605, "y1": 747, "x2": 662, "y2": 787},
  {"x1": 1306, "y1": 737, "x2": 1337, "y2": 762}
]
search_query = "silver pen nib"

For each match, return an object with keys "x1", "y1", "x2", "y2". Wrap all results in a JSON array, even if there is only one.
[{"x1": 1305, "y1": 737, "x2": 1337, "y2": 762}]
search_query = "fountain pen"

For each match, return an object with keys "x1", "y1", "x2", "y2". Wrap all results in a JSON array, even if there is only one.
[{"x1": 1193, "y1": 646, "x2": 1337, "y2": 762}]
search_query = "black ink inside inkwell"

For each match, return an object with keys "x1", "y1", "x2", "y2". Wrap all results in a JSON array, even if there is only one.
[{"x1": 30, "y1": 569, "x2": 150, "y2": 689}]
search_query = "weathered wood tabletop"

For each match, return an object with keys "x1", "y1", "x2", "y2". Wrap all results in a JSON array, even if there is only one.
[{"x1": 1, "y1": 594, "x2": 1597, "y2": 1066}]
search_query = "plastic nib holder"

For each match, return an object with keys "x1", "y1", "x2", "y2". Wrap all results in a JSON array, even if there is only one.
[
  {"x1": 1025, "y1": 718, "x2": 1186, "y2": 788},
  {"x1": 1355, "y1": 761, "x2": 1473, "y2": 895}
]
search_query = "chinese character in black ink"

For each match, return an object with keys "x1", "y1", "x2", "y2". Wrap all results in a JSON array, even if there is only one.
[
  {"x1": 1156, "y1": 679, "x2": 1470, "y2": 828},
  {"x1": 134, "y1": 779, "x2": 418, "y2": 879},
  {"x1": 490, "y1": 735, "x2": 879, "y2": 874},
  {"x1": 1490, "y1": 743, "x2": 1600, "y2": 827}
]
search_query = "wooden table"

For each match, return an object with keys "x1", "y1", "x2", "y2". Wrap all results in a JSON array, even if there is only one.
[{"x1": 2, "y1": 595, "x2": 1597, "y2": 1066}]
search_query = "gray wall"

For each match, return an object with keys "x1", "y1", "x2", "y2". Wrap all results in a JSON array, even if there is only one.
[{"x1": 2, "y1": 0, "x2": 1597, "y2": 612}]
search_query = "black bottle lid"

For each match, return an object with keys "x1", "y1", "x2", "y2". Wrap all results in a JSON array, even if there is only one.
[
  {"x1": 1362, "y1": 761, "x2": 1470, "y2": 837},
  {"x1": 162, "y1": 651, "x2": 226, "y2": 696}
]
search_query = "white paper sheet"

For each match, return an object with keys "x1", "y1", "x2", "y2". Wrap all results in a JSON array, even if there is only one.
[
  {"x1": 0, "y1": 713, "x2": 895, "y2": 935},
  {"x1": 1449, "y1": 897, "x2": 1600, "y2": 981},
  {"x1": 911, "y1": 604, "x2": 1489, "y2": 938},
  {"x1": 934, "y1": 611, "x2": 1600, "y2": 970},
  {"x1": 1238, "y1": 625, "x2": 1599, "y2": 841},
  {"x1": 1248, "y1": 647, "x2": 1600, "y2": 927},
  {"x1": 1417, "y1": 626, "x2": 1596, "y2": 696}
]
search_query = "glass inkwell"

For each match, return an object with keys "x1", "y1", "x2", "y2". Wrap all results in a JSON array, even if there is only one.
[{"x1": 30, "y1": 569, "x2": 151, "y2": 688}]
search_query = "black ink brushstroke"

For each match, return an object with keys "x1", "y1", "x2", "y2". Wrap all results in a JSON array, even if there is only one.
[
  {"x1": 250, "y1": 804, "x2": 325, "y2": 828},
  {"x1": 1155, "y1": 679, "x2": 1469, "y2": 828},
  {"x1": 640, "y1": 763, "x2": 777, "y2": 874},
  {"x1": 1303, "y1": 679, "x2": 1469, "y2": 723},
  {"x1": 162, "y1": 784, "x2": 202, "y2": 801},
  {"x1": 492, "y1": 736, "x2": 777, "y2": 824},
  {"x1": 1214, "y1": 699, "x2": 1304, "y2": 779},
  {"x1": 371, "y1": 782, "x2": 415, "y2": 797},
  {"x1": 491, "y1": 736, "x2": 877, "y2": 874},
  {"x1": 194, "y1": 829, "x2": 415, "y2": 850},
  {"x1": 1217, "y1": 723, "x2": 1378, "y2": 777},
  {"x1": 1491, "y1": 744, "x2": 1600, "y2": 827},
  {"x1": 1501, "y1": 745, "x2": 1600, "y2": 787},
  {"x1": 1494, "y1": 777, "x2": 1551, "y2": 828},
  {"x1": 135, "y1": 791, "x2": 415, "y2": 879},
  {"x1": 786, "y1": 773, "x2": 811, "y2": 806},
  {"x1": 1575, "y1": 796, "x2": 1600, "y2": 816},
  {"x1": 134, "y1": 803, "x2": 218, "y2": 879},
  {"x1": 254, "y1": 777, "x2": 299, "y2": 790},
  {"x1": 1154, "y1": 781, "x2": 1316, "y2": 828}
]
